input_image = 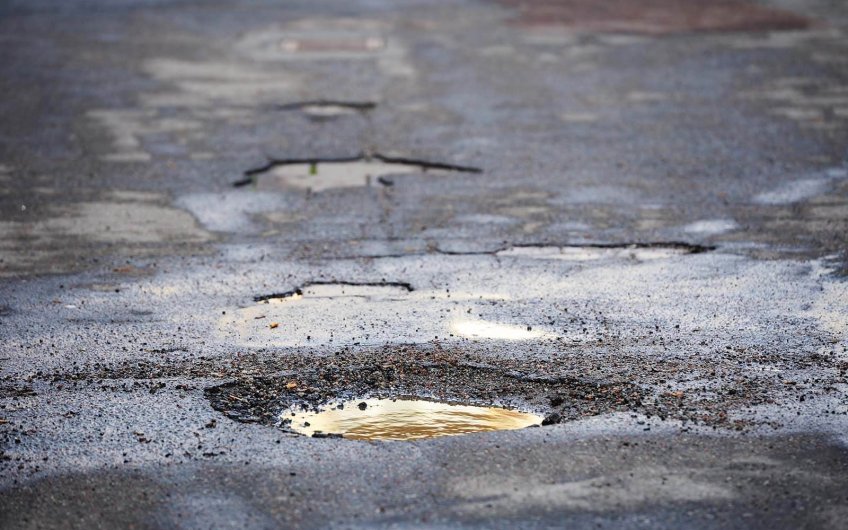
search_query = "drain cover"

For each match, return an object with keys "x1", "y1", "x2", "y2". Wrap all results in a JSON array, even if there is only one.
[{"x1": 286, "y1": 398, "x2": 542, "y2": 441}]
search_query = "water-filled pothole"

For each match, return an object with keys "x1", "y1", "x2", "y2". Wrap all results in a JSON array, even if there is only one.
[
  {"x1": 286, "y1": 398, "x2": 542, "y2": 441},
  {"x1": 236, "y1": 153, "x2": 481, "y2": 191},
  {"x1": 205, "y1": 348, "x2": 647, "y2": 436},
  {"x1": 276, "y1": 100, "x2": 376, "y2": 120},
  {"x1": 495, "y1": 243, "x2": 712, "y2": 261}
]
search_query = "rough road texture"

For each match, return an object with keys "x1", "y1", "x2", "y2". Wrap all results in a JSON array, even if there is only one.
[{"x1": 1, "y1": 0, "x2": 847, "y2": 528}]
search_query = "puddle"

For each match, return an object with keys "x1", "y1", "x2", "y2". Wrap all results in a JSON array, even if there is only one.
[
  {"x1": 682, "y1": 219, "x2": 738, "y2": 235},
  {"x1": 248, "y1": 160, "x2": 419, "y2": 191},
  {"x1": 238, "y1": 154, "x2": 481, "y2": 191},
  {"x1": 207, "y1": 349, "x2": 646, "y2": 429},
  {"x1": 276, "y1": 100, "x2": 376, "y2": 120},
  {"x1": 236, "y1": 26, "x2": 416, "y2": 78},
  {"x1": 449, "y1": 317, "x2": 549, "y2": 340},
  {"x1": 753, "y1": 170, "x2": 846, "y2": 205},
  {"x1": 754, "y1": 178, "x2": 831, "y2": 205},
  {"x1": 219, "y1": 282, "x2": 416, "y2": 347},
  {"x1": 221, "y1": 283, "x2": 551, "y2": 348},
  {"x1": 279, "y1": 35, "x2": 385, "y2": 54},
  {"x1": 286, "y1": 398, "x2": 542, "y2": 441},
  {"x1": 238, "y1": 29, "x2": 388, "y2": 60},
  {"x1": 495, "y1": 244, "x2": 709, "y2": 262}
]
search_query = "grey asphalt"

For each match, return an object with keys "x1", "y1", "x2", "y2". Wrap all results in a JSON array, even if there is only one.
[{"x1": 1, "y1": 0, "x2": 847, "y2": 528}]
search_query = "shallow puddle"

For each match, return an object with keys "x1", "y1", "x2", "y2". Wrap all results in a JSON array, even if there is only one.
[
  {"x1": 275, "y1": 100, "x2": 376, "y2": 121},
  {"x1": 253, "y1": 160, "x2": 439, "y2": 192},
  {"x1": 449, "y1": 317, "x2": 548, "y2": 340},
  {"x1": 218, "y1": 282, "x2": 417, "y2": 348},
  {"x1": 299, "y1": 105, "x2": 359, "y2": 118},
  {"x1": 286, "y1": 398, "x2": 542, "y2": 441},
  {"x1": 495, "y1": 245, "x2": 703, "y2": 261},
  {"x1": 241, "y1": 154, "x2": 481, "y2": 191},
  {"x1": 279, "y1": 35, "x2": 385, "y2": 54}
]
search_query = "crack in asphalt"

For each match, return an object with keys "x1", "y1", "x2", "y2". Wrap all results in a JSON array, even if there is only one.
[
  {"x1": 327, "y1": 241, "x2": 716, "y2": 260},
  {"x1": 500, "y1": 242, "x2": 715, "y2": 253},
  {"x1": 253, "y1": 280, "x2": 415, "y2": 302},
  {"x1": 248, "y1": 244, "x2": 710, "y2": 305}
]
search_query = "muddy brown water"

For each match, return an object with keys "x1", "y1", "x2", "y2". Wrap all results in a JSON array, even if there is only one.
[{"x1": 286, "y1": 398, "x2": 542, "y2": 441}]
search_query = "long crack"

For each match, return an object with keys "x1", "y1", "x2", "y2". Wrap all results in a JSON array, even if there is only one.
[
  {"x1": 254, "y1": 280, "x2": 415, "y2": 302},
  {"x1": 234, "y1": 152, "x2": 482, "y2": 187},
  {"x1": 274, "y1": 100, "x2": 377, "y2": 112}
]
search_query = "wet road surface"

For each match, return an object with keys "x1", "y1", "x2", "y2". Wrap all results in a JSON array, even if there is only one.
[{"x1": 1, "y1": 0, "x2": 847, "y2": 528}]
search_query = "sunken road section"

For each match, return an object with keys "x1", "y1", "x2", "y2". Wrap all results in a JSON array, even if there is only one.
[
  {"x1": 201, "y1": 341, "x2": 846, "y2": 436},
  {"x1": 205, "y1": 346, "x2": 646, "y2": 434}
]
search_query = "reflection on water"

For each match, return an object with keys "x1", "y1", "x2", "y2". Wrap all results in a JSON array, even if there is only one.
[
  {"x1": 256, "y1": 161, "x2": 441, "y2": 192},
  {"x1": 449, "y1": 317, "x2": 547, "y2": 340},
  {"x1": 287, "y1": 398, "x2": 541, "y2": 441}
]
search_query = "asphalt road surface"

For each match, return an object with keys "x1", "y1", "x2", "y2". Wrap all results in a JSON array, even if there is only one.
[{"x1": 1, "y1": 0, "x2": 847, "y2": 528}]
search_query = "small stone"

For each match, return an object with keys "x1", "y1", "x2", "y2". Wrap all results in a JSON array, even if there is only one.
[{"x1": 541, "y1": 412, "x2": 561, "y2": 426}]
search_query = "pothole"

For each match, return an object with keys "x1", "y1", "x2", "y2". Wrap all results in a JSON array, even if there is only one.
[
  {"x1": 235, "y1": 153, "x2": 481, "y2": 191},
  {"x1": 275, "y1": 100, "x2": 376, "y2": 120},
  {"x1": 237, "y1": 29, "x2": 389, "y2": 61},
  {"x1": 286, "y1": 398, "x2": 542, "y2": 440},
  {"x1": 254, "y1": 281, "x2": 413, "y2": 303},
  {"x1": 495, "y1": 243, "x2": 713, "y2": 261},
  {"x1": 205, "y1": 348, "x2": 646, "y2": 438},
  {"x1": 278, "y1": 35, "x2": 386, "y2": 54}
]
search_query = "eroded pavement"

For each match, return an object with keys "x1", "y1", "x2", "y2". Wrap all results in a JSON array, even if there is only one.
[{"x1": 1, "y1": 0, "x2": 848, "y2": 528}]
